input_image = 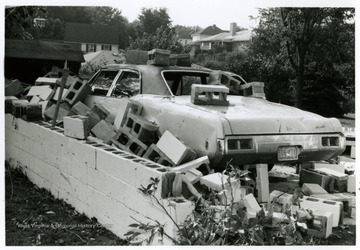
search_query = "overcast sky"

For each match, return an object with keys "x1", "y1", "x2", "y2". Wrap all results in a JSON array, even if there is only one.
[{"x1": 3, "y1": 0, "x2": 357, "y2": 30}]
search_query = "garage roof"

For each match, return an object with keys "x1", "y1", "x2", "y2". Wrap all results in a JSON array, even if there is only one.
[{"x1": 5, "y1": 39, "x2": 85, "y2": 62}]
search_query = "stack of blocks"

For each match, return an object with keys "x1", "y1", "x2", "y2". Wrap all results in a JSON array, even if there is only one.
[{"x1": 191, "y1": 84, "x2": 229, "y2": 106}]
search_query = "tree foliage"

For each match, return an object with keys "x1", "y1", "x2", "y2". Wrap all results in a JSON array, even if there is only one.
[
  {"x1": 137, "y1": 7, "x2": 172, "y2": 35},
  {"x1": 6, "y1": 6, "x2": 129, "y2": 48},
  {"x1": 128, "y1": 8, "x2": 184, "y2": 53},
  {"x1": 194, "y1": 7, "x2": 354, "y2": 117},
  {"x1": 250, "y1": 8, "x2": 355, "y2": 116},
  {"x1": 5, "y1": 6, "x2": 46, "y2": 39}
]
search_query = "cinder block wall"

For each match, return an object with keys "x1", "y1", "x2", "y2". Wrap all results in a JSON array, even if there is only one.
[{"x1": 5, "y1": 114, "x2": 193, "y2": 245}]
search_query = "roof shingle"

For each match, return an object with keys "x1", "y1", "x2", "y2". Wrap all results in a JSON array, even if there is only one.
[{"x1": 64, "y1": 22, "x2": 120, "y2": 45}]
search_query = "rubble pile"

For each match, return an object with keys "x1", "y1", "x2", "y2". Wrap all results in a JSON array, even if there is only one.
[{"x1": 4, "y1": 68, "x2": 355, "y2": 241}]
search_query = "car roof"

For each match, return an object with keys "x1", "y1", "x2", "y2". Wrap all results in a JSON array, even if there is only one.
[{"x1": 101, "y1": 63, "x2": 212, "y2": 73}]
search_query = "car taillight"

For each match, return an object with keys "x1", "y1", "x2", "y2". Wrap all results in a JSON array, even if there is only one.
[
  {"x1": 228, "y1": 139, "x2": 253, "y2": 150},
  {"x1": 321, "y1": 136, "x2": 340, "y2": 147}
]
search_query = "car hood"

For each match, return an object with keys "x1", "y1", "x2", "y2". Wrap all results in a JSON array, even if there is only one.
[{"x1": 172, "y1": 95, "x2": 343, "y2": 135}]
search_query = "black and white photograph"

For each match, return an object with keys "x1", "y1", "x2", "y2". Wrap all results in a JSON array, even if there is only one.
[{"x1": 1, "y1": 0, "x2": 357, "y2": 247}]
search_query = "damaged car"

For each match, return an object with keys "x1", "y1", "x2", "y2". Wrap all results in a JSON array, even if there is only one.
[{"x1": 84, "y1": 62, "x2": 346, "y2": 169}]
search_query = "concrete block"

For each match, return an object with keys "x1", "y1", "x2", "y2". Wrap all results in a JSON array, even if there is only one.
[
  {"x1": 63, "y1": 80, "x2": 91, "y2": 105},
  {"x1": 256, "y1": 164, "x2": 269, "y2": 203},
  {"x1": 5, "y1": 97, "x2": 18, "y2": 113},
  {"x1": 148, "y1": 49, "x2": 170, "y2": 66},
  {"x1": 27, "y1": 85, "x2": 54, "y2": 100},
  {"x1": 268, "y1": 190, "x2": 293, "y2": 212},
  {"x1": 184, "y1": 169, "x2": 203, "y2": 184},
  {"x1": 91, "y1": 120, "x2": 117, "y2": 144},
  {"x1": 299, "y1": 169, "x2": 333, "y2": 192},
  {"x1": 43, "y1": 104, "x2": 70, "y2": 122},
  {"x1": 125, "y1": 137, "x2": 149, "y2": 156},
  {"x1": 12, "y1": 99, "x2": 29, "y2": 117},
  {"x1": 86, "y1": 111, "x2": 102, "y2": 130},
  {"x1": 111, "y1": 127, "x2": 133, "y2": 150},
  {"x1": 170, "y1": 156, "x2": 210, "y2": 173},
  {"x1": 311, "y1": 193, "x2": 352, "y2": 218},
  {"x1": 5, "y1": 79, "x2": 24, "y2": 96},
  {"x1": 156, "y1": 131, "x2": 196, "y2": 165},
  {"x1": 94, "y1": 146, "x2": 166, "y2": 192},
  {"x1": 20, "y1": 103, "x2": 43, "y2": 121},
  {"x1": 347, "y1": 174, "x2": 356, "y2": 193},
  {"x1": 126, "y1": 50, "x2": 149, "y2": 65},
  {"x1": 315, "y1": 168, "x2": 348, "y2": 192},
  {"x1": 200, "y1": 173, "x2": 243, "y2": 205},
  {"x1": 169, "y1": 199, "x2": 194, "y2": 225},
  {"x1": 38, "y1": 101, "x2": 50, "y2": 116},
  {"x1": 217, "y1": 181, "x2": 242, "y2": 205},
  {"x1": 143, "y1": 144, "x2": 174, "y2": 167},
  {"x1": 239, "y1": 82, "x2": 265, "y2": 99},
  {"x1": 191, "y1": 84, "x2": 229, "y2": 106},
  {"x1": 63, "y1": 115, "x2": 90, "y2": 139},
  {"x1": 91, "y1": 103, "x2": 111, "y2": 120},
  {"x1": 300, "y1": 196, "x2": 342, "y2": 227},
  {"x1": 208, "y1": 70, "x2": 242, "y2": 94},
  {"x1": 53, "y1": 87, "x2": 69, "y2": 101},
  {"x1": 243, "y1": 193, "x2": 262, "y2": 213},
  {"x1": 302, "y1": 183, "x2": 328, "y2": 196},
  {"x1": 200, "y1": 173, "x2": 236, "y2": 192},
  {"x1": 313, "y1": 162, "x2": 345, "y2": 173},
  {"x1": 30, "y1": 95, "x2": 42, "y2": 104},
  {"x1": 307, "y1": 210, "x2": 333, "y2": 238},
  {"x1": 34, "y1": 77, "x2": 58, "y2": 86},
  {"x1": 124, "y1": 113, "x2": 159, "y2": 143},
  {"x1": 113, "y1": 99, "x2": 143, "y2": 130},
  {"x1": 68, "y1": 101, "x2": 91, "y2": 116},
  {"x1": 350, "y1": 146, "x2": 355, "y2": 158}
]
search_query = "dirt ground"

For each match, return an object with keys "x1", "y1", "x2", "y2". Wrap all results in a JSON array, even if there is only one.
[{"x1": 5, "y1": 164, "x2": 128, "y2": 246}]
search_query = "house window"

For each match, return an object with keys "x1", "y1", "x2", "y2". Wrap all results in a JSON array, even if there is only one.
[
  {"x1": 101, "y1": 45, "x2": 112, "y2": 51},
  {"x1": 34, "y1": 18, "x2": 46, "y2": 28},
  {"x1": 86, "y1": 44, "x2": 96, "y2": 52}
]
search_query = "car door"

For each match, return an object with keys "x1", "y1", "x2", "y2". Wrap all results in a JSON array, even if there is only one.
[{"x1": 84, "y1": 68, "x2": 141, "y2": 121}]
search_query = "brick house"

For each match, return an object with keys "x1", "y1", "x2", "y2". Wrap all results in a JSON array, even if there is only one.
[{"x1": 64, "y1": 22, "x2": 120, "y2": 53}]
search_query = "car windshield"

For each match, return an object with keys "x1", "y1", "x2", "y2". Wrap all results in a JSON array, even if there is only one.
[{"x1": 162, "y1": 71, "x2": 209, "y2": 96}]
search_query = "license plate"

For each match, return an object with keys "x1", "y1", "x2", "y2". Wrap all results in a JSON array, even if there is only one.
[{"x1": 278, "y1": 146, "x2": 298, "y2": 161}]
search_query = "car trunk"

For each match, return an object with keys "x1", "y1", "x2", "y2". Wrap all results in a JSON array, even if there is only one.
[{"x1": 173, "y1": 95, "x2": 344, "y2": 135}]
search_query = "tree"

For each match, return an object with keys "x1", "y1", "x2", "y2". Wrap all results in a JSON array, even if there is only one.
[
  {"x1": 128, "y1": 8, "x2": 184, "y2": 53},
  {"x1": 250, "y1": 8, "x2": 354, "y2": 116},
  {"x1": 137, "y1": 7, "x2": 172, "y2": 35},
  {"x1": 5, "y1": 6, "x2": 46, "y2": 39},
  {"x1": 128, "y1": 26, "x2": 184, "y2": 53}
]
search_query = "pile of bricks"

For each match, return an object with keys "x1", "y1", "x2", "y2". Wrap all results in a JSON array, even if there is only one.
[
  {"x1": 299, "y1": 161, "x2": 355, "y2": 193},
  {"x1": 5, "y1": 74, "x2": 91, "y2": 123}
]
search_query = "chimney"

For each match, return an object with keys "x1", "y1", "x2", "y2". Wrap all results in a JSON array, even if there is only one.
[{"x1": 230, "y1": 22, "x2": 237, "y2": 36}]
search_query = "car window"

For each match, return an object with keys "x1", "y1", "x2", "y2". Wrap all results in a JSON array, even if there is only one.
[
  {"x1": 90, "y1": 70, "x2": 119, "y2": 96},
  {"x1": 111, "y1": 70, "x2": 141, "y2": 97},
  {"x1": 163, "y1": 71, "x2": 208, "y2": 96}
]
